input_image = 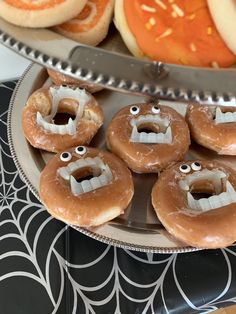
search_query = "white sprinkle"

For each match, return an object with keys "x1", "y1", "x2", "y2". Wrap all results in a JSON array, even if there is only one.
[
  {"x1": 211, "y1": 61, "x2": 220, "y2": 68},
  {"x1": 141, "y1": 4, "x2": 156, "y2": 12},
  {"x1": 171, "y1": 3, "x2": 184, "y2": 17},
  {"x1": 171, "y1": 11, "x2": 178, "y2": 18},
  {"x1": 154, "y1": 0, "x2": 167, "y2": 10},
  {"x1": 155, "y1": 28, "x2": 173, "y2": 41},
  {"x1": 190, "y1": 43, "x2": 197, "y2": 52},
  {"x1": 207, "y1": 26, "x2": 212, "y2": 35},
  {"x1": 187, "y1": 13, "x2": 196, "y2": 20},
  {"x1": 149, "y1": 17, "x2": 156, "y2": 25}
]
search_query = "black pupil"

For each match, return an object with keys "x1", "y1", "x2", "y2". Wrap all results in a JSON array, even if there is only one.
[
  {"x1": 77, "y1": 147, "x2": 84, "y2": 152},
  {"x1": 154, "y1": 106, "x2": 159, "y2": 110},
  {"x1": 181, "y1": 165, "x2": 188, "y2": 170},
  {"x1": 194, "y1": 162, "x2": 200, "y2": 167},
  {"x1": 132, "y1": 107, "x2": 138, "y2": 111},
  {"x1": 62, "y1": 153, "x2": 69, "y2": 159}
]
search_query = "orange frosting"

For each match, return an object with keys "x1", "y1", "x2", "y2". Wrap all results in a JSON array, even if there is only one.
[
  {"x1": 4, "y1": 0, "x2": 65, "y2": 10},
  {"x1": 58, "y1": 0, "x2": 109, "y2": 33},
  {"x1": 124, "y1": 0, "x2": 236, "y2": 67}
]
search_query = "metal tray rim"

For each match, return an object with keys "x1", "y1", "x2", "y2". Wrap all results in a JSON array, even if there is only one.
[{"x1": 1, "y1": 18, "x2": 236, "y2": 105}]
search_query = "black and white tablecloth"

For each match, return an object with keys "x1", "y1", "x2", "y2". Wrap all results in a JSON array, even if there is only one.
[{"x1": 1, "y1": 81, "x2": 236, "y2": 314}]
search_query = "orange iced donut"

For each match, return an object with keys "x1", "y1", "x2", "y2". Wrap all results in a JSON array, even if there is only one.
[
  {"x1": 47, "y1": 69, "x2": 103, "y2": 93},
  {"x1": 0, "y1": 0, "x2": 87, "y2": 28},
  {"x1": 106, "y1": 102, "x2": 190, "y2": 173},
  {"x1": 152, "y1": 160, "x2": 236, "y2": 248},
  {"x1": 114, "y1": 0, "x2": 236, "y2": 67},
  {"x1": 186, "y1": 104, "x2": 236, "y2": 155},
  {"x1": 39, "y1": 146, "x2": 134, "y2": 227},
  {"x1": 22, "y1": 85, "x2": 103, "y2": 153},
  {"x1": 53, "y1": 0, "x2": 114, "y2": 46}
]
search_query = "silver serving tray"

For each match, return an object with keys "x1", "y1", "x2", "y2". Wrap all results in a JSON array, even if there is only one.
[
  {"x1": 1, "y1": 16, "x2": 236, "y2": 105},
  {"x1": 8, "y1": 63, "x2": 236, "y2": 253}
]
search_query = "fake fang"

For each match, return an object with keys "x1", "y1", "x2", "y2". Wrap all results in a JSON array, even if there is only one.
[
  {"x1": 215, "y1": 107, "x2": 236, "y2": 124},
  {"x1": 130, "y1": 114, "x2": 172, "y2": 144},
  {"x1": 179, "y1": 169, "x2": 236, "y2": 212},
  {"x1": 36, "y1": 86, "x2": 89, "y2": 135},
  {"x1": 57, "y1": 157, "x2": 113, "y2": 196}
]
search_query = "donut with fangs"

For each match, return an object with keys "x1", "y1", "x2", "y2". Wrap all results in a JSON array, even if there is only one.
[
  {"x1": 39, "y1": 146, "x2": 134, "y2": 227},
  {"x1": 106, "y1": 102, "x2": 190, "y2": 173},
  {"x1": 22, "y1": 85, "x2": 104, "y2": 153},
  {"x1": 47, "y1": 69, "x2": 103, "y2": 94},
  {"x1": 152, "y1": 160, "x2": 236, "y2": 248},
  {"x1": 186, "y1": 104, "x2": 236, "y2": 155}
]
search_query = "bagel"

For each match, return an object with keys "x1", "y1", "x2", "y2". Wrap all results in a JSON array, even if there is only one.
[
  {"x1": 22, "y1": 85, "x2": 103, "y2": 152},
  {"x1": 152, "y1": 160, "x2": 236, "y2": 248},
  {"x1": 39, "y1": 146, "x2": 134, "y2": 227},
  {"x1": 0, "y1": 0, "x2": 87, "y2": 28},
  {"x1": 114, "y1": 0, "x2": 236, "y2": 67}
]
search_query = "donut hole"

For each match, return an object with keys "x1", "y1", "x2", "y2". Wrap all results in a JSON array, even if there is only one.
[
  {"x1": 51, "y1": 100, "x2": 78, "y2": 124},
  {"x1": 137, "y1": 123, "x2": 161, "y2": 134},
  {"x1": 53, "y1": 112, "x2": 76, "y2": 125},
  {"x1": 72, "y1": 167, "x2": 101, "y2": 183},
  {"x1": 189, "y1": 180, "x2": 220, "y2": 200}
]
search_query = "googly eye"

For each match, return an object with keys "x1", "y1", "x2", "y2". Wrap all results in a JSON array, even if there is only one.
[
  {"x1": 179, "y1": 164, "x2": 191, "y2": 174},
  {"x1": 130, "y1": 106, "x2": 140, "y2": 115},
  {"x1": 60, "y1": 152, "x2": 72, "y2": 162},
  {"x1": 152, "y1": 105, "x2": 160, "y2": 114},
  {"x1": 191, "y1": 162, "x2": 201, "y2": 171},
  {"x1": 75, "y1": 146, "x2": 87, "y2": 155}
]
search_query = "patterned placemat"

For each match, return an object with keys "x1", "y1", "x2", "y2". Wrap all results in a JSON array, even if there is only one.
[{"x1": 1, "y1": 81, "x2": 236, "y2": 314}]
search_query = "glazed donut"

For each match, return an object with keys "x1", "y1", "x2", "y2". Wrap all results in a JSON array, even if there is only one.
[
  {"x1": 22, "y1": 85, "x2": 103, "y2": 153},
  {"x1": 186, "y1": 104, "x2": 236, "y2": 155},
  {"x1": 207, "y1": 0, "x2": 236, "y2": 55},
  {"x1": 0, "y1": 0, "x2": 87, "y2": 28},
  {"x1": 152, "y1": 160, "x2": 236, "y2": 248},
  {"x1": 47, "y1": 69, "x2": 103, "y2": 94},
  {"x1": 106, "y1": 102, "x2": 190, "y2": 173},
  {"x1": 114, "y1": 0, "x2": 236, "y2": 67},
  {"x1": 53, "y1": 0, "x2": 114, "y2": 46},
  {"x1": 39, "y1": 146, "x2": 134, "y2": 227}
]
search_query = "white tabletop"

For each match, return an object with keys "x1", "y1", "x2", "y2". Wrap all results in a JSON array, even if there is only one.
[{"x1": 0, "y1": 45, "x2": 31, "y2": 82}]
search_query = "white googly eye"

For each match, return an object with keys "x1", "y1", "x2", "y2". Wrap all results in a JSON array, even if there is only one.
[
  {"x1": 75, "y1": 146, "x2": 87, "y2": 155},
  {"x1": 179, "y1": 164, "x2": 191, "y2": 174},
  {"x1": 152, "y1": 105, "x2": 160, "y2": 114},
  {"x1": 60, "y1": 152, "x2": 72, "y2": 162},
  {"x1": 130, "y1": 106, "x2": 140, "y2": 115},
  {"x1": 191, "y1": 162, "x2": 201, "y2": 171}
]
